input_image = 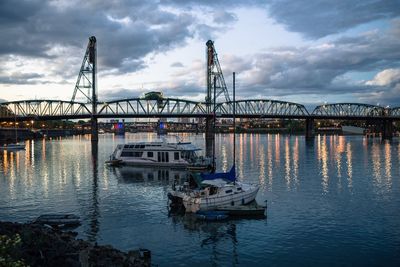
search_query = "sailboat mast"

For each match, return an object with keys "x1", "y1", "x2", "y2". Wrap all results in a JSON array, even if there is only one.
[
  {"x1": 213, "y1": 76, "x2": 217, "y2": 172},
  {"x1": 233, "y1": 72, "x2": 236, "y2": 167}
]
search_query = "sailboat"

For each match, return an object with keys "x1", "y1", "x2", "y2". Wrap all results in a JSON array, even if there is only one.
[
  {"x1": 1, "y1": 115, "x2": 25, "y2": 150},
  {"x1": 181, "y1": 165, "x2": 260, "y2": 213},
  {"x1": 169, "y1": 73, "x2": 260, "y2": 213}
]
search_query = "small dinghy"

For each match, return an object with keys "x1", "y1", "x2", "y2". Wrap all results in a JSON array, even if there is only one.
[
  {"x1": 215, "y1": 203, "x2": 266, "y2": 217},
  {"x1": 195, "y1": 210, "x2": 229, "y2": 221},
  {"x1": 34, "y1": 214, "x2": 81, "y2": 228}
]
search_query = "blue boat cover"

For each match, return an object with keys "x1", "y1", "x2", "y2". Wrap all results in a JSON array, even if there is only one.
[{"x1": 200, "y1": 165, "x2": 236, "y2": 182}]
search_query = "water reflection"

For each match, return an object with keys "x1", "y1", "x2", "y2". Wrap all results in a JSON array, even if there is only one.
[
  {"x1": 170, "y1": 214, "x2": 239, "y2": 265},
  {"x1": 267, "y1": 134, "x2": 273, "y2": 188},
  {"x1": 317, "y1": 135, "x2": 329, "y2": 193},
  {"x1": 292, "y1": 137, "x2": 299, "y2": 187},
  {"x1": 284, "y1": 138, "x2": 291, "y2": 189},
  {"x1": 110, "y1": 166, "x2": 189, "y2": 185},
  {"x1": 371, "y1": 142, "x2": 382, "y2": 187},
  {"x1": 87, "y1": 141, "x2": 100, "y2": 243},
  {"x1": 0, "y1": 133, "x2": 400, "y2": 266},
  {"x1": 346, "y1": 143, "x2": 353, "y2": 189}
]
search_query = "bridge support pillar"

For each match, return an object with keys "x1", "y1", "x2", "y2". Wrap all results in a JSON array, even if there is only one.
[
  {"x1": 382, "y1": 119, "x2": 393, "y2": 139},
  {"x1": 91, "y1": 118, "x2": 98, "y2": 142},
  {"x1": 205, "y1": 116, "x2": 214, "y2": 160},
  {"x1": 305, "y1": 118, "x2": 314, "y2": 139}
]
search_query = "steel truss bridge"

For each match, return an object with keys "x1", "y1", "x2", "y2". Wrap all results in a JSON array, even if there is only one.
[
  {"x1": 1, "y1": 99, "x2": 399, "y2": 122},
  {"x1": 1, "y1": 36, "x2": 399, "y2": 132}
]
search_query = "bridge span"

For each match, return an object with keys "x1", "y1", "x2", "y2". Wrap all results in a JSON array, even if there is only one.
[{"x1": 1, "y1": 98, "x2": 399, "y2": 121}]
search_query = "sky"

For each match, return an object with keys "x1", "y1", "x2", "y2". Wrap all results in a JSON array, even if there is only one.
[{"x1": 1, "y1": 0, "x2": 400, "y2": 109}]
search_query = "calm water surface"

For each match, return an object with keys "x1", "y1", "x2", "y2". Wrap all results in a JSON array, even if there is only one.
[{"x1": 1, "y1": 133, "x2": 400, "y2": 266}]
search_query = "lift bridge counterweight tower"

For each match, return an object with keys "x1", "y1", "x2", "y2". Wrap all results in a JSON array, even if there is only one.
[
  {"x1": 71, "y1": 36, "x2": 98, "y2": 142},
  {"x1": 205, "y1": 40, "x2": 231, "y2": 160}
]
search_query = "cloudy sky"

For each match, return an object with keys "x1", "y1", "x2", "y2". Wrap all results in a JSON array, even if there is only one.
[{"x1": 1, "y1": 0, "x2": 400, "y2": 108}]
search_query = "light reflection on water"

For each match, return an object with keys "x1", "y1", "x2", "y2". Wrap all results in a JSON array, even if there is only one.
[{"x1": 0, "y1": 133, "x2": 400, "y2": 267}]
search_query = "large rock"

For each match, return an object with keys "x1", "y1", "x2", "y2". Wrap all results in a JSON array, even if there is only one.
[{"x1": 0, "y1": 221, "x2": 151, "y2": 267}]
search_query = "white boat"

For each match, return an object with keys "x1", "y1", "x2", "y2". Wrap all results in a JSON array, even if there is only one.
[
  {"x1": 182, "y1": 180, "x2": 259, "y2": 213},
  {"x1": 169, "y1": 166, "x2": 260, "y2": 213},
  {"x1": 109, "y1": 137, "x2": 213, "y2": 169}
]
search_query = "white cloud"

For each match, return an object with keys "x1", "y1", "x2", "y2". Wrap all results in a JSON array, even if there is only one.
[{"x1": 366, "y1": 68, "x2": 400, "y2": 86}]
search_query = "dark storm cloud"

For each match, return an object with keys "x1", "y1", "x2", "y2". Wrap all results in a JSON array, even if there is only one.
[
  {"x1": 0, "y1": 0, "x2": 198, "y2": 74},
  {"x1": 267, "y1": 0, "x2": 400, "y2": 38},
  {"x1": 0, "y1": 0, "x2": 253, "y2": 77},
  {"x1": 0, "y1": 72, "x2": 44, "y2": 85}
]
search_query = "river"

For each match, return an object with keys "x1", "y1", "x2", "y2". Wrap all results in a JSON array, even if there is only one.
[{"x1": 1, "y1": 133, "x2": 399, "y2": 266}]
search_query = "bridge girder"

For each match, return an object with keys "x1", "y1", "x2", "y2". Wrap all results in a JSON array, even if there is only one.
[
  {"x1": 2, "y1": 99, "x2": 400, "y2": 120},
  {"x1": 98, "y1": 98, "x2": 207, "y2": 116},
  {"x1": 216, "y1": 99, "x2": 309, "y2": 117},
  {"x1": 390, "y1": 107, "x2": 400, "y2": 117},
  {"x1": 312, "y1": 103, "x2": 386, "y2": 117},
  {"x1": 0, "y1": 100, "x2": 91, "y2": 120}
]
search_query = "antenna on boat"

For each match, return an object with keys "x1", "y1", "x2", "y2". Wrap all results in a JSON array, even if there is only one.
[{"x1": 233, "y1": 72, "x2": 236, "y2": 168}]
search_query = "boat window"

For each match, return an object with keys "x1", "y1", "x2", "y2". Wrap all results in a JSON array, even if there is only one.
[
  {"x1": 181, "y1": 151, "x2": 193, "y2": 160},
  {"x1": 225, "y1": 190, "x2": 233, "y2": 194},
  {"x1": 124, "y1": 145, "x2": 129, "y2": 149},
  {"x1": 166, "y1": 152, "x2": 169, "y2": 162},
  {"x1": 120, "y1": 151, "x2": 143, "y2": 157},
  {"x1": 147, "y1": 151, "x2": 153, "y2": 158},
  {"x1": 237, "y1": 187, "x2": 242, "y2": 191},
  {"x1": 161, "y1": 152, "x2": 165, "y2": 162},
  {"x1": 140, "y1": 145, "x2": 145, "y2": 149},
  {"x1": 158, "y1": 152, "x2": 161, "y2": 162},
  {"x1": 174, "y1": 152, "x2": 179, "y2": 160},
  {"x1": 129, "y1": 145, "x2": 135, "y2": 149}
]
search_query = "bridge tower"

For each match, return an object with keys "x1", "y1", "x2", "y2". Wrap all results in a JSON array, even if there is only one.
[
  {"x1": 72, "y1": 36, "x2": 98, "y2": 142},
  {"x1": 205, "y1": 40, "x2": 231, "y2": 160}
]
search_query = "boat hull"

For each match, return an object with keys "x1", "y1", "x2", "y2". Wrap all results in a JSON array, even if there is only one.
[
  {"x1": 183, "y1": 186, "x2": 259, "y2": 213},
  {"x1": 120, "y1": 159, "x2": 189, "y2": 169}
]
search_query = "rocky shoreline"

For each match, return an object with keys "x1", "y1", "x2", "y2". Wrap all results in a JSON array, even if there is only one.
[{"x1": 0, "y1": 221, "x2": 151, "y2": 267}]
